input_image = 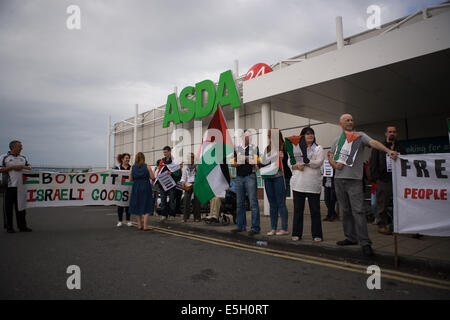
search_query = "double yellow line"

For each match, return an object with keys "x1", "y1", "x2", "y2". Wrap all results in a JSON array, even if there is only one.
[{"x1": 133, "y1": 222, "x2": 450, "y2": 291}]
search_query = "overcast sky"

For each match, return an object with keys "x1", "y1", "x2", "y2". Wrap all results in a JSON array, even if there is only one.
[{"x1": 0, "y1": 0, "x2": 442, "y2": 167}]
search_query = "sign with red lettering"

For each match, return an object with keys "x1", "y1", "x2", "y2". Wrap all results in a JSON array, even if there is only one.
[
  {"x1": 18, "y1": 170, "x2": 133, "y2": 211},
  {"x1": 244, "y1": 63, "x2": 273, "y2": 81},
  {"x1": 393, "y1": 153, "x2": 450, "y2": 236}
]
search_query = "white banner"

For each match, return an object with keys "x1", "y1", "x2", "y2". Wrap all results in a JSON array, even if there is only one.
[
  {"x1": 18, "y1": 170, "x2": 133, "y2": 211},
  {"x1": 393, "y1": 153, "x2": 450, "y2": 236}
]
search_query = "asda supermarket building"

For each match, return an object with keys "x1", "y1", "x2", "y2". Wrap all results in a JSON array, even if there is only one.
[{"x1": 113, "y1": 4, "x2": 450, "y2": 200}]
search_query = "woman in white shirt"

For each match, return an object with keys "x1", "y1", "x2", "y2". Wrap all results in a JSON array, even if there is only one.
[{"x1": 289, "y1": 127, "x2": 324, "y2": 242}]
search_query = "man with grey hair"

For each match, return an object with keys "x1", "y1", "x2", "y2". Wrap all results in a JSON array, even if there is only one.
[
  {"x1": 328, "y1": 114, "x2": 398, "y2": 257},
  {"x1": 0, "y1": 140, "x2": 32, "y2": 233}
]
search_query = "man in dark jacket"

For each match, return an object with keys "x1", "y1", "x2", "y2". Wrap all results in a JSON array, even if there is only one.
[{"x1": 369, "y1": 126, "x2": 406, "y2": 235}]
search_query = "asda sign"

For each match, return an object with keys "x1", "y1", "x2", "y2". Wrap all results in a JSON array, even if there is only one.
[{"x1": 163, "y1": 70, "x2": 241, "y2": 128}]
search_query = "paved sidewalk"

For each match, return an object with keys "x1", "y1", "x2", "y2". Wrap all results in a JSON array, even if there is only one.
[{"x1": 147, "y1": 200, "x2": 450, "y2": 275}]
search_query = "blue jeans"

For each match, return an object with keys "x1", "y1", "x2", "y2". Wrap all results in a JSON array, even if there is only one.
[
  {"x1": 235, "y1": 174, "x2": 260, "y2": 232},
  {"x1": 371, "y1": 189, "x2": 377, "y2": 220},
  {"x1": 264, "y1": 176, "x2": 289, "y2": 231}
]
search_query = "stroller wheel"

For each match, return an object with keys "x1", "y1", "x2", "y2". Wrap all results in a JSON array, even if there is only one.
[{"x1": 221, "y1": 215, "x2": 230, "y2": 225}]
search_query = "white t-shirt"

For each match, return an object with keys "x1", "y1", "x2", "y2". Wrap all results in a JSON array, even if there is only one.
[{"x1": 0, "y1": 153, "x2": 30, "y2": 187}]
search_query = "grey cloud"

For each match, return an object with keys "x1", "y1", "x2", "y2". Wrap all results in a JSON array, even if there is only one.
[{"x1": 0, "y1": 0, "x2": 442, "y2": 166}]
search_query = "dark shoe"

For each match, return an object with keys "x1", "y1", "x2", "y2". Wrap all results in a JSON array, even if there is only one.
[
  {"x1": 7, "y1": 228, "x2": 16, "y2": 234},
  {"x1": 19, "y1": 228, "x2": 32, "y2": 232},
  {"x1": 336, "y1": 239, "x2": 358, "y2": 246},
  {"x1": 362, "y1": 245, "x2": 374, "y2": 257},
  {"x1": 323, "y1": 217, "x2": 330, "y2": 222},
  {"x1": 248, "y1": 230, "x2": 260, "y2": 236},
  {"x1": 231, "y1": 229, "x2": 245, "y2": 234},
  {"x1": 328, "y1": 216, "x2": 338, "y2": 222}
]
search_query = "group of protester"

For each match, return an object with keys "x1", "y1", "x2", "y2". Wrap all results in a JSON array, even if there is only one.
[
  {"x1": 1, "y1": 113, "x2": 402, "y2": 257},
  {"x1": 110, "y1": 113, "x2": 401, "y2": 257}
]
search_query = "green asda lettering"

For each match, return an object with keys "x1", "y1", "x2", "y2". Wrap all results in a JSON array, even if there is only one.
[{"x1": 163, "y1": 70, "x2": 241, "y2": 128}]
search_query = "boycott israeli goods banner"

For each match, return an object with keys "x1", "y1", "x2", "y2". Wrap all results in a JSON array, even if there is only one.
[
  {"x1": 392, "y1": 153, "x2": 450, "y2": 236},
  {"x1": 17, "y1": 170, "x2": 132, "y2": 211}
]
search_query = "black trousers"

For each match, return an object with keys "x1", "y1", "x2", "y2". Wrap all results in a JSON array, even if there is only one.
[
  {"x1": 324, "y1": 187, "x2": 338, "y2": 218},
  {"x1": 292, "y1": 191, "x2": 323, "y2": 239},
  {"x1": 183, "y1": 189, "x2": 201, "y2": 220},
  {"x1": 117, "y1": 206, "x2": 130, "y2": 221},
  {"x1": 3, "y1": 187, "x2": 28, "y2": 230}
]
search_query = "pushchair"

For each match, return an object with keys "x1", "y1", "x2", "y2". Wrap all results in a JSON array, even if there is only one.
[{"x1": 204, "y1": 188, "x2": 237, "y2": 226}]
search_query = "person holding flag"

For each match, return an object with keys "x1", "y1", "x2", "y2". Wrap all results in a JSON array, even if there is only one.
[
  {"x1": 328, "y1": 114, "x2": 398, "y2": 257},
  {"x1": 230, "y1": 131, "x2": 261, "y2": 236},
  {"x1": 258, "y1": 129, "x2": 289, "y2": 236},
  {"x1": 193, "y1": 105, "x2": 234, "y2": 216},
  {"x1": 286, "y1": 127, "x2": 324, "y2": 242}
]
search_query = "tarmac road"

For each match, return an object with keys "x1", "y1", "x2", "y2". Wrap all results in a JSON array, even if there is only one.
[{"x1": 1, "y1": 206, "x2": 449, "y2": 300}]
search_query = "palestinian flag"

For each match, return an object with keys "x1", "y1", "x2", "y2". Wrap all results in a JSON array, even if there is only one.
[
  {"x1": 194, "y1": 105, "x2": 234, "y2": 205},
  {"x1": 285, "y1": 135, "x2": 309, "y2": 165},
  {"x1": 258, "y1": 151, "x2": 283, "y2": 178},
  {"x1": 22, "y1": 173, "x2": 39, "y2": 185},
  {"x1": 333, "y1": 131, "x2": 362, "y2": 167}
]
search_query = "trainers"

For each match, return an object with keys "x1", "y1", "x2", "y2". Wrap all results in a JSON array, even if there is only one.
[
  {"x1": 126, "y1": 221, "x2": 133, "y2": 227},
  {"x1": 362, "y1": 245, "x2": 374, "y2": 257},
  {"x1": 117, "y1": 222, "x2": 123, "y2": 227},
  {"x1": 160, "y1": 216, "x2": 167, "y2": 221},
  {"x1": 378, "y1": 227, "x2": 392, "y2": 235},
  {"x1": 336, "y1": 239, "x2": 358, "y2": 246},
  {"x1": 267, "y1": 230, "x2": 276, "y2": 236},
  {"x1": 248, "y1": 230, "x2": 259, "y2": 236},
  {"x1": 276, "y1": 230, "x2": 289, "y2": 236},
  {"x1": 6, "y1": 228, "x2": 16, "y2": 234},
  {"x1": 168, "y1": 216, "x2": 175, "y2": 221}
]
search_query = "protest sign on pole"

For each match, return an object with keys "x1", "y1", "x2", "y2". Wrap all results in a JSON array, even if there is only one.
[
  {"x1": 323, "y1": 160, "x2": 333, "y2": 177},
  {"x1": 392, "y1": 153, "x2": 450, "y2": 236},
  {"x1": 157, "y1": 171, "x2": 176, "y2": 192},
  {"x1": 18, "y1": 170, "x2": 133, "y2": 211}
]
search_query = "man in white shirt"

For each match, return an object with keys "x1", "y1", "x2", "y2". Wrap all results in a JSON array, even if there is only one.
[
  {"x1": 180, "y1": 153, "x2": 201, "y2": 222},
  {"x1": 0, "y1": 141, "x2": 32, "y2": 233}
]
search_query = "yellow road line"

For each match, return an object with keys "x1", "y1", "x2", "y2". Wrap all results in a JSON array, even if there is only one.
[
  {"x1": 149, "y1": 225, "x2": 450, "y2": 286},
  {"x1": 132, "y1": 222, "x2": 450, "y2": 291}
]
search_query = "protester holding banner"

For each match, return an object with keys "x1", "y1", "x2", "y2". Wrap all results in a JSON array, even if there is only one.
[
  {"x1": 129, "y1": 152, "x2": 155, "y2": 231},
  {"x1": 0, "y1": 140, "x2": 32, "y2": 233},
  {"x1": 231, "y1": 131, "x2": 261, "y2": 236},
  {"x1": 114, "y1": 153, "x2": 132, "y2": 227},
  {"x1": 328, "y1": 114, "x2": 398, "y2": 257},
  {"x1": 181, "y1": 153, "x2": 201, "y2": 222},
  {"x1": 369, "y1": 126, "x2": 406, "y2": 235},
  {"x1": 259, "y1": 129, "x2": 289, "y2": 236},
  {"x1": 156, "y1": 146, "x2": 181, "y2": 221},
  {"x1": 288, "y1": 127, "x2": 324, "y2": 242}
]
